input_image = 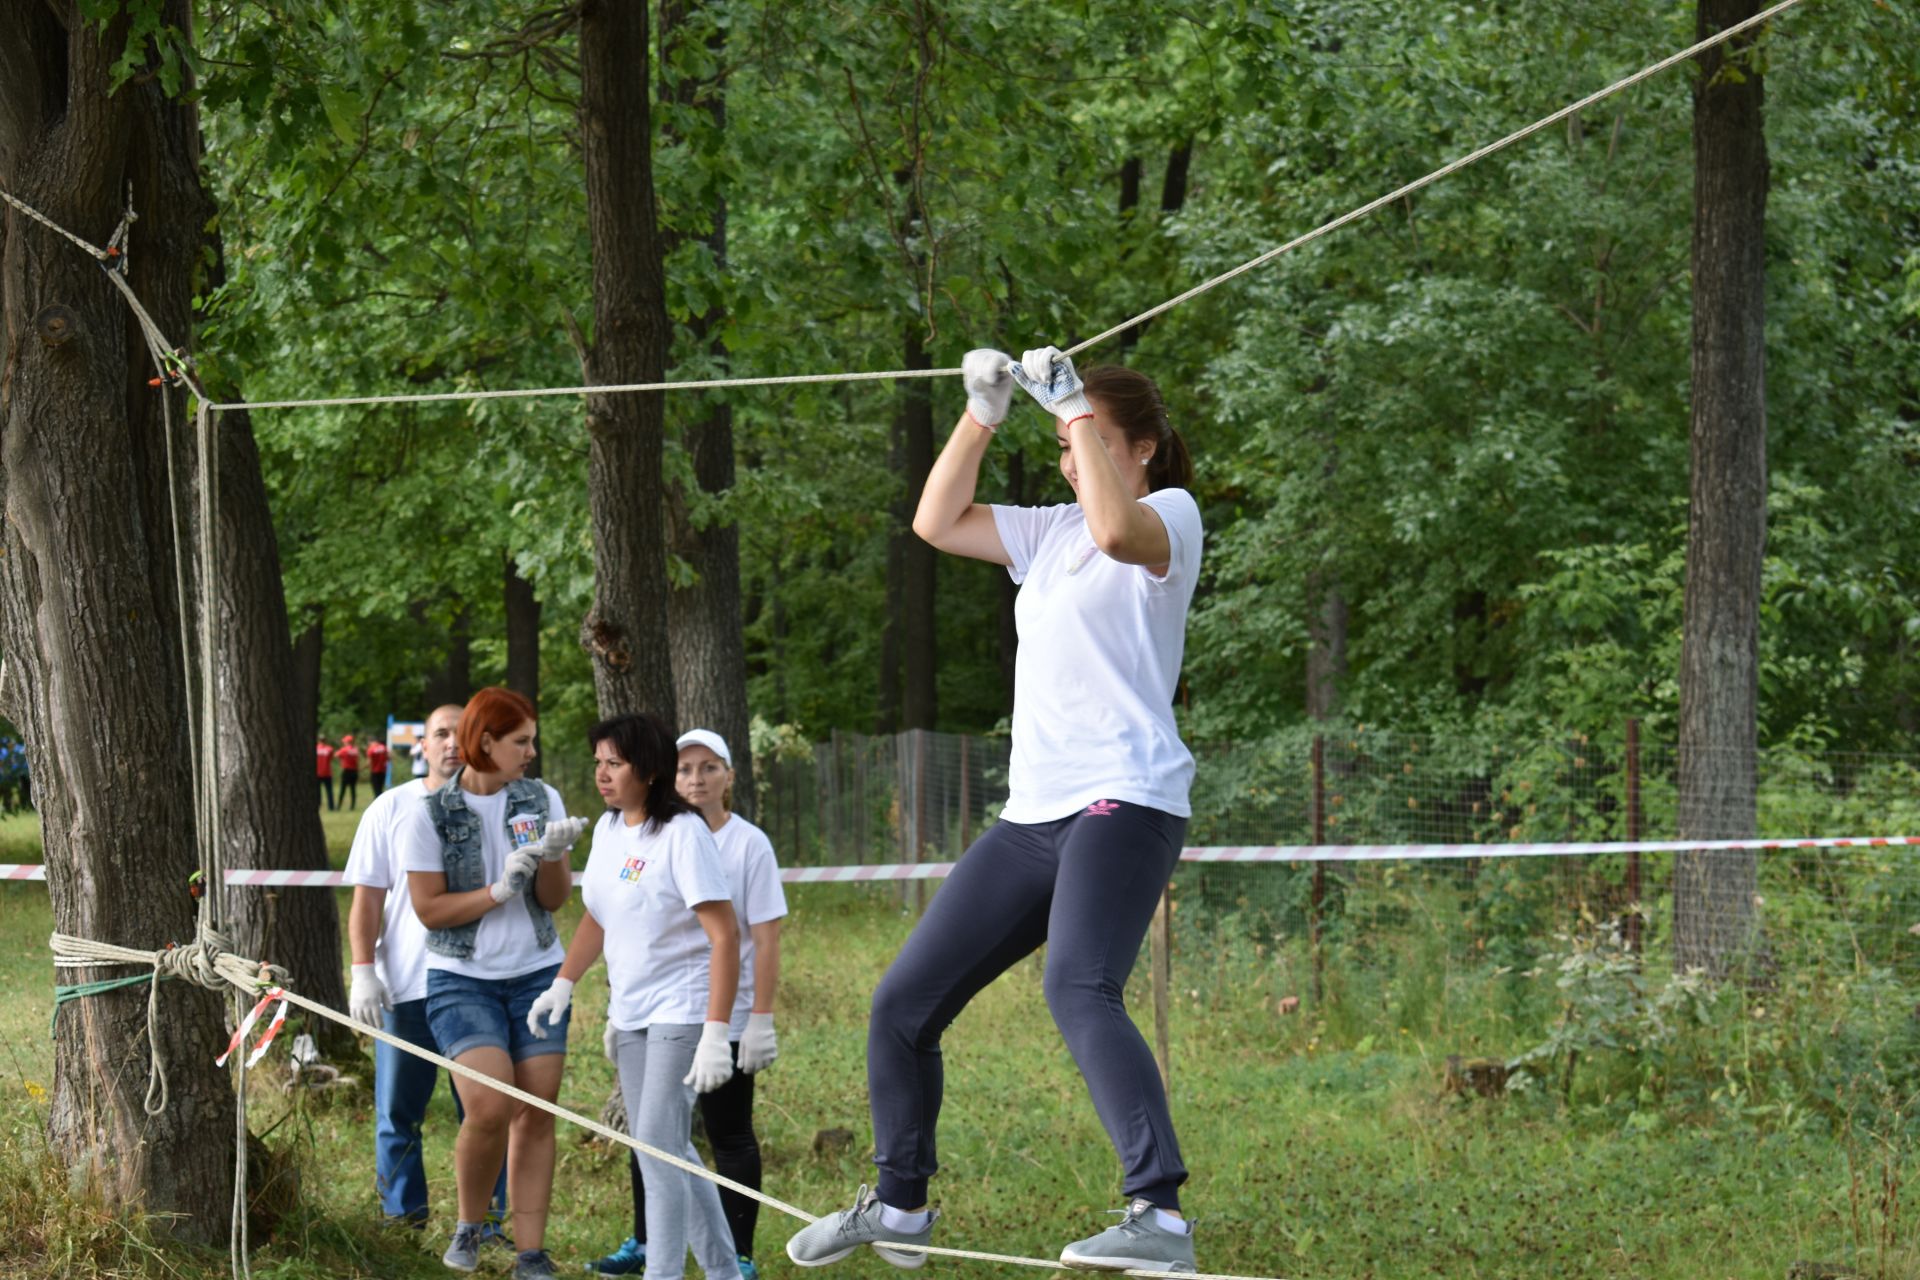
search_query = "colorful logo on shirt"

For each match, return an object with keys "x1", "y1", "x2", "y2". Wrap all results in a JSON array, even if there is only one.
[
  {"x1": 618, "y1": 856, "x2": 648, "y2": 883},
  {"x1": 1083, "y1": 799, "x2": 1120, "y2": 817},
  {"x1": 509, "y1": 815, "x2": 541, "y2": 848}
]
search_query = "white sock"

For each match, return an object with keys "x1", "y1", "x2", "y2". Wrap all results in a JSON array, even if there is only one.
[
  {"x1": 1153, "y1": 1208, "x2": 1190, "y2": 1235},
  {"x1": 879, "y1": 1204, "x2": 932, "y2": 1232}
]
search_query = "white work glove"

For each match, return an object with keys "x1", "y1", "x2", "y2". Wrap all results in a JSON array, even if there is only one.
[
  {"x1": 683, "y1": 1020, "x2": 735, "y2": 1093},
  {"x1": 526, "y1": 975, "x2": 574, "y2": 1038},
  {"x1": 348, "y1": 963, "x2": 390, "y2": 1029},
  {"x1": 490, "y1": 848, "x2": 541, "y2": 903},
  {"x1": 961, "y1": 348, "x2": 1016, "y2": 429},
  {"x1": 1009, "y1": 345, "x2": 1095, "y2": 426},
  {"x1": 737, "y1": 1012, "x2": 778, "y2": 1073},
  {"x1": 539, "y1": 815, "x2": 588, "y2": 862},
  {"x1": 603, "y1": 1020, "x2": 619, "y2": 1062}
]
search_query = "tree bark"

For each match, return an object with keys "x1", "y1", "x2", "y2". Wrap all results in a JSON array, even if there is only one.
[
  {"x1": 504, "y1": 553, "x2": 541, "y2": 708},
  {"x1": 1674, "y1": 0, "x2": 1770, "y2": 978},
  {"x1": 0, "y1": 0, "x2": 235, "y2": 1237},
  {"x1": 421, "y1": 597, "x2": 472, "y2": 710},
  {"x1": 663, "y1": 0, "x2": 755, "y2": 815},
  {"x1": 578, "y1": 0, "x2": 676, "y2": 722},
  {"x1": 1305, "y1": 574, "x2": 1347, "y2": 721},
  {"x1": 898, "y1": 323, "x2": 937, "y2": 730},
  {"x1": 289, "y1": 611, "x2": 323, "y2": 749}
]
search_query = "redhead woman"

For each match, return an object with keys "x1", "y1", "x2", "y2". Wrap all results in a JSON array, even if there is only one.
[{"x1": 400, "y1": 686, "x2": 585, "y2": 1279}]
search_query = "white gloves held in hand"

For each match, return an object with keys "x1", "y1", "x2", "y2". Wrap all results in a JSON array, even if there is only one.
[
  {"x1": 349, "y1": 963, "x2": 390, "y2": 1029},
  {"x1": 603, "y1": 1020, "x2": 619, "y2": 1062},
  {"x1": 737, "y1": 1011, "x2": 778, "y2": 1073},
  {"x1": 962, "y1": 348, "x2": 1016, "y2": 428},
  {"x1": 683, "y1": 1020, "x2": 735, "y2": 1093},
  {"x1": 1009, "y1": 345, "x2": 1095, "y2": 426},
  {"x1": 539, "y1": 816, "x2": 588, "y2": 862},
  {"x1": 490, "y1": 848, "x2": 542, "y2": 903},
  {"x1": 526, "y1": 975, "x2": 574, "y2": 1038}
]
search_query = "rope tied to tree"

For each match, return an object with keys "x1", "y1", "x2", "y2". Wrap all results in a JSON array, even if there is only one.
[{"x1": 49, "y1": 925, "x2": 286, "y2": 1118}]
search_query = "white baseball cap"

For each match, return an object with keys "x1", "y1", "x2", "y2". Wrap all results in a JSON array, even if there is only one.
[{"x1": 676, "y1": 728, "x2": 732, "y2": 767}]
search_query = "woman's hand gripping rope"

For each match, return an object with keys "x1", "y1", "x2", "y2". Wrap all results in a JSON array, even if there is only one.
[{"x1": 1009, "y1": 346, "x2": 1094, "y2": 427}]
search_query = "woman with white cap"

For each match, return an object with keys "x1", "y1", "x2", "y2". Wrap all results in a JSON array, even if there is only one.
[{"x1": 588, "y1": 727, "x2": 788, "y2": 1280}]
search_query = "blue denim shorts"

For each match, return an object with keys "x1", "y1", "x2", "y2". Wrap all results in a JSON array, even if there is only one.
[{"x1": 425, "y1": 963, "x2": 570, "y2": 1062}]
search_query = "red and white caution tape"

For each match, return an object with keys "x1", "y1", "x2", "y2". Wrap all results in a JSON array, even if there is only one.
[
  {"x1": 215, "y1": 986, "x2": 290, "y2": 1068},
  {"x1": 3, "y1": 836, "x2": 1913, "y2": 892}
]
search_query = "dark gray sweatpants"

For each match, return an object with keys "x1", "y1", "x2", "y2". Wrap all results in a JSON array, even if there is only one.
[{"x1": 867, "y1": 799, "x2": 1188, "y2": 1210}]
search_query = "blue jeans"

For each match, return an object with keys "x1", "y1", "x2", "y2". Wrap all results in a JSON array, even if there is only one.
[
  {"x1": 375, "y1": 997, "x2": 509, "y2": 1223},
  {"x1": 425, "y1": 963, "x2": 571, "y2": 1062}
]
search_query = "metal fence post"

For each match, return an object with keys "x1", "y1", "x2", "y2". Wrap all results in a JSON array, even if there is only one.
[
  {"x1": 1625, "y1": 717, "x2": 1643, "y2": 953},
  {"x1": 1310, "y1": 734, "x2": 1326, "y2": 1004}
]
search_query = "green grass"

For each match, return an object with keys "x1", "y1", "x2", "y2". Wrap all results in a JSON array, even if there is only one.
[{"x1": 0, "y1": 842, "x2": 1910, "y2": 1278}]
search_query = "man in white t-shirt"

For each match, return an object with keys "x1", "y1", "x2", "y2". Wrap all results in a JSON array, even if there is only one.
[{"x1": 343, "y1": 703, "x2": 506, "y2": 1230}]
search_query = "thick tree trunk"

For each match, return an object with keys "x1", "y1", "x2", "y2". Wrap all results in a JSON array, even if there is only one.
[
  {"x1": 504, "y1": 553, "x2": 541, "y2": 707},
  {"x1": 216, "y1": 410, "x2": 350, "y2": 1052},
  {"x1": 899, "y1": 325, "x2": 937, "y2": 730},
  {"x1": 289, "y1": 611, "x2": 323, "y2": 749},
  {"x1": 663, "y1": 1, "x2": 755, "y2": 815},
  {"x1": 421, "y1": 598, "x2": 472, "y2": 710},
  {"x1": 0, "y1": 0, "x2": 235, "y2": 1237},
  {"x1": 578, "y1": 0, "x2": 676, "y2": 722},
  {"x1": 1674, "y1": 0, "x2": 1770, "y2": 978}
]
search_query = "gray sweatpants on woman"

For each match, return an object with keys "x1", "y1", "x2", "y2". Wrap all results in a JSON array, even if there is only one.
[{"x1": 615, "y1": 1023, "x2": 742, "y2": 1280}]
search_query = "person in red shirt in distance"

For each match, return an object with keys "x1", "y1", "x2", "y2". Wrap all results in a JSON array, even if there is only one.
[
  {"x1": 339, "y1": 734, "x2": 363, "y2": 810},
  {"x1": 368, "y1": 737, "x2": 392, "y2": 797},
  {"x1": 317, "y1": 737, "x2": 337, "y2": 812}
]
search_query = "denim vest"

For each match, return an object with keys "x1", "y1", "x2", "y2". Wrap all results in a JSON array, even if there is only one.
[{"x1": 423, "y1": 776, "x2": 558, "y2": 959}]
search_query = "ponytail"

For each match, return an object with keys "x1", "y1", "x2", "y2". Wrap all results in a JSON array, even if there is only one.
[{"x1": 1082, "y1": 365, "x2": 1195, "y2": 493}]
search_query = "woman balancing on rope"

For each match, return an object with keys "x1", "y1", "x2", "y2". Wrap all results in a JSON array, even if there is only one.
[
  {"x1": 525, "y1": 712, "x2": 746, "y2": 1280},
  {"x1": 787, "y1": 347, "x2": 1203, "y2": 1273},
  {"x1": 400, "y1": 686, "x2": 586, "y2": 1280}
]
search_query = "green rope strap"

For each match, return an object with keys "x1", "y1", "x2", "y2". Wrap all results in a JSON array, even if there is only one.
[{"x1": 50, "y1": 972, "x2": 171, "y2": 1036}]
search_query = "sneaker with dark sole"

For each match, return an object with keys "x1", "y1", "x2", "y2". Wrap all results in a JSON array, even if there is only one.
[
  {"x1": 513, "y1": 1249, "x2": 559, "y2": 1280},
  {"x1": 586, "y1": 1236, "x2": 646, "y2": 1275},
  {"x1": 785, "y1": 1185, "x2": 939, "y2": 1270},
  {"x1": 442, "y1": 1223, "x2": 484, "y2": 1274},
  {"x1": 1060, "y1": 1200, "x2": 1196, "y2": 1273}
]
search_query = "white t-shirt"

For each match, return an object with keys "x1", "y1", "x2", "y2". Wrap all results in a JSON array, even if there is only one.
[
  {"x1": 581, "y1": 809, "x2": 734, "y2": 1030},
  {"x1": 990, "y1": 488, "x2": 1203, "y2": 823},
  {"x1": 708, "y1": 815, "x2": 789, "y2": 1037},
  {"x1": 342, "y1": 779, "x2": 433, "y2": 1003},
  {"x1": 398, "y1": 781, "x2": 569, "y2": 982}
]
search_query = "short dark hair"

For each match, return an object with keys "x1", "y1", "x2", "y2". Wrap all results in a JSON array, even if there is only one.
[
  {"x1": 587, "y1": 712, "x2": 694, "y2": 834},
  {"x1": 458, "y1": 687, "x2": 536, "y2": 774},
  {"x1": 1083, "y1": 365, "x2": 1194, "y2": 492}
]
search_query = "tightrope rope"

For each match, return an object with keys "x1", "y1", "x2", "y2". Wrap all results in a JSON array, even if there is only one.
[
  {"x1": 0, "y1": 0, "x2": 1801, "y2": 415},
  {"x1": 49, "y1": 926, "x2": 1282, "y2": 1279}
]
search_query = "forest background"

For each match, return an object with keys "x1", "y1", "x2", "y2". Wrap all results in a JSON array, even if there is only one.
[
  {"x1": 195, "y1": 0, "x2": 1917, "y2": 774},
  {"x1": 1, "y1": 1, "x2": 1919, "y2": 1277}
]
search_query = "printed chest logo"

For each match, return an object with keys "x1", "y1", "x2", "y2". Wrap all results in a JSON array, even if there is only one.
[
  {"x1": 509, "y1": 815, "x2": 541, "y2": 848},
  {"x1": 618, "y1": 856, "x2": 649, "y2": 884}
]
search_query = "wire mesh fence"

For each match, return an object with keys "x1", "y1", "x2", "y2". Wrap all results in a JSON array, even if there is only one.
[{"x1": 757, "y1": 723, "x2": 1920, "y2": 1068}]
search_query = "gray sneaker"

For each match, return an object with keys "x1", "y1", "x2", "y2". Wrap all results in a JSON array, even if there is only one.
[
  {"x1": 1060, "y1": 1200, "x2": 1197, "y2": 1272},
  {"x1": 511, "y1": 1250, "x2": 558, "y2": 1280},
  {"x1": 442, "y1": 1223, "x2": 484, "y2": 1273},
  {"x1": 786, "y1": 1184, "x2": 939, "y2": 1269}
]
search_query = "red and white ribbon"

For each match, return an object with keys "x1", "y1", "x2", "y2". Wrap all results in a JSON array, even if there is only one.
[
  {"x1": 5, "y1": 836, "x2": 1915, "y2": 894},
  {"x1": 216, "y1": 987, "x2": 290, "y2": 1068}
]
